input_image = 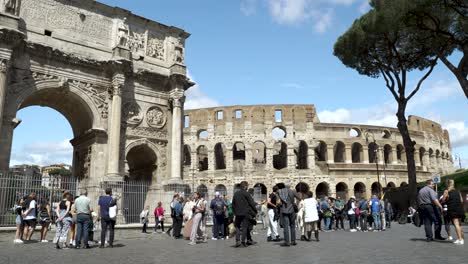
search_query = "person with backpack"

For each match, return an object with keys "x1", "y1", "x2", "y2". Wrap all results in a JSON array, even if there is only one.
[
  {"x1": 278, "y1": 183, "x2": 301, "y2": 247},
  {"x1": 320, "y1": 197, "x2": 332, "y2": 231},
  {"x1": 370, "y1": 194, "x2": 381, "y2": 232},
  {"x1": 358, "y1": 197, "x2": 369, "y2": 232},
  {"x1": 346, "y1": 196, "x2": 357, "y2": 232},
  {"x1": 140, "y1": 205, "x2": 150, "y2": 233},
  {"x1": 172, "y1": 197, "x2": 184, "y2": 239},
  {"x1": 98, "y1": 188, "x2": 117, "y2": 248},
  {"x1": 210, "y1": 191, "x2": 226, "y2": 240},
  {"x1": 334, "y1": 197, "x2": 344, "y2": 230},
  {"x1": 167, "y1": 194, "x2": 180, "y2": 237}
]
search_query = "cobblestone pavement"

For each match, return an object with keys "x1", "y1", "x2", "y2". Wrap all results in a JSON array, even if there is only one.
[{"x1": 0, "y1": 224, "x2": 467, "y2": 264}]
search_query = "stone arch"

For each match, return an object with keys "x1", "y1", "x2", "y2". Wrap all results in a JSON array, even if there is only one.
[
  {"x1": 183, "y1": 145, "x2": 191, "y2": 166},
  {"x1": 253, "y1": 183, "x2": 268, "y2": 202},
  {"x1": 252, "y1": 141, "x2": 266, "y2": 164},
  {"x1": 386, "y1": 182, "x2": 396, "y2": 188},
  {"x1": 383, "y1": 144, "x2": 393, "y2": 164},
  {"x1": 400, "y1": 182, "x2": 408, "y2": 187},
  {"x1": 315, "y1": 182, "x2": 329, "y2": 198},
  {"x1": 351, "y1": 142, "x2": 363, "y2": 163},
  {"x1": 214, "y1": 143, "x2": 226, "y2": 170},
  {"x1": 273, "y1": 142, "x2": 287, "y2": 170},
  {"x1": 215, "y1": 184, "x2": 227, "y2": 196},
  {"x1": 419, "y1": 147, "x2": 426, "y2": 166},
  {"x1": 315, "y1": 141, "x2": 327, "y2": 162},
  {"x1": 371, "y1": 182, "x2": 382, "y2": 196},
  {"x1": 124, "y1": 139, "x2": 163, "y2": 183},
  {"x1": 397, "y1": 144, "x2": 406, "y2": 163},
  {"x1": 197, "y1": 145, "x2": 208, "y2": 171},
  {"x1": 354, "y1": 182, "x2": 366, "y2": 199},
  {"x1": 368, "y1": 142, "x2": 378, "y2": 163},
  {"x1": 335, "y1": 182, "x2": 349, "y2": 200},
  {"x1": 295, "y1": 182, "x2": 310, "y2": 194},
  {"x1": 334, "y1": 141, "x2": 346, "y2": 163},
  {"x1": 428, "y1": 148, "x2": 434, "y2": 167},
  {"x1": 233, "y1": 142, "x2": 246, "y2": 160},
  {"x1": 296, "y1": 140, "x2": 308, "y2": 169},
  {"x1": 197, "y1": 184, "x2": 208, "y2": 198}
]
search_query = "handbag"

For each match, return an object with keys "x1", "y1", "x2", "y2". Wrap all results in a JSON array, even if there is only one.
[{"x1": 109, "y1": 199, "x2": 117, "y2": 220}]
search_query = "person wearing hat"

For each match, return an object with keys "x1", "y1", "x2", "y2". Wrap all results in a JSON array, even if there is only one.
[{"x1": 210, "y1": 191, "x2": 227, "y2": 240}]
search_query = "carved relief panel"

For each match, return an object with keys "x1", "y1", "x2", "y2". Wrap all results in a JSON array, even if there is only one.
[{"x1": 146, "y1": 106, "x2": 166, "y2": 129}]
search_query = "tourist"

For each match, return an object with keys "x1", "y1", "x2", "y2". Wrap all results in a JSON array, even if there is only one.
[
  {"x1": 379, "y1": 197, "x2": 386, "y2": 231},
  {"x1": 189, "y1": 192, "x2": 205, "y2": 245},
  {"x1": 334, "y1": 197, "x2": 344, "y2": 230},
  {"x1": 13, "y1": 197, "x2": 25, "y2": 243},
  {"x1": 260, "y1": 199, "x2": 269, "y2": 230},
  {"x1": 303, "y1": 191, "x2": 320, "y2": 241},
  {"x1": 167, "y1": 194, "x2": 180, "y2": 236},
  {"x1": 278, "y1": 183, "x2": 301, "y2": 247},
  {"x1": 38, "y1": 198, "x2": 52, "y2": 242},
  {"x1": 172, "y1": 197, "x2": 184, "y2": 239},
  {"x1": 74, "y1": 189, "x2": 92, "y2": 249},
  {"x1": 417, "y1": 179, "x2": 444, "y2": 241},
  {"x1": 183, "y1": 197, "x2": 195, "y2": 223},
  {"x1": 328, "y1": 198, "x2": 336, "y2": 230},
  {"x1": 298, "y1": 194, "x2": 306, "y2": 240},
  {"x1": 199, "y1": 196, "x2": 208, "y2": 243},
  {"x1": 210, "y1": 191, "x2": 226, "y2": 240},
  {"x1": 223, "y1": 195, "x2": 233, "y2": 240},
  {"x1": 140, "y1": 205, "x2": 150, "y2": 233},
  {"x1": 266, "y1": 185, "x2": 280, "y2": 242},
  {"x1": 54, "y1": 192, "x2": 73, "y2": 249},
  {"x1": 69, "y1": 196, "x2": 78, "y2": 247},
  {"x1": 370, "y1": 195, "x2": 381, "y2": 232},
  {"x1": 346, "y1": 196, "x2": 357, "y2": 232},
  {"x1": 440, "y1": 197, "x2": 452, "y2": 240},
  {"x1": 154, "y1": 202, "x2": 165, "y2": 233},
  {"x1": 441, "y1": 179, "x2": 465, "y2": 245},
  {"x1": 98, "y1": 187, "x2": 117, "y2": 248},
  {"x1": 232, "y1": 181, "x2": 257, "y2": 248},
  {"x1": 22, "y1": 192, "x2": 37, "y2": 241},
  {"x1": 358, "y1": 197, "x2": 369, "y2": 232},
  {"x1": 384, "y1": 199, "x2": 393, "y2": 229},
  {"x1": 320, "y1": 197, "x2": 330, "y2": 231}
]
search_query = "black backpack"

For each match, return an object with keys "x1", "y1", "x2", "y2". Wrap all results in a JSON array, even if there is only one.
[{"x1": 213, "y1": 199, "x2": 224, "y2": 216}]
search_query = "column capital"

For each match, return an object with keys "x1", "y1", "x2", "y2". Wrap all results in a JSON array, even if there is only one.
[
  {"x1": 110, "y1": 73, "x2": 125, "y2": 96},
  {"x1": 170, "y1": 88, "x2": 185, "y2": 108}
]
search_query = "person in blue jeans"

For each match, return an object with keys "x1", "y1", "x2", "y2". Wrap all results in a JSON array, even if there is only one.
[
  {"x1": 370, "y1": 195, "x2": 381, "y2": 231},
  {"x1": 98, "y1": 188, "x2": 116, "y2": 248}
]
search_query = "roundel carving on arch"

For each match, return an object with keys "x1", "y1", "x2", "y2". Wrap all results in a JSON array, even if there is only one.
[{"x1": 146, "y1": 106, "x2": 167, "y2": 128}]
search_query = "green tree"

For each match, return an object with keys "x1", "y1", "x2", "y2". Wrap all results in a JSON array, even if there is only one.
[
  {"x1": 48, "y1": 168, "x2": 71, "y2": 177},
  {"x1": 333, "y1": 0, "x2": 439, "y2": 207},
  {"x1": 404, "y1": 0, "x2": 468, "y2": 98}
]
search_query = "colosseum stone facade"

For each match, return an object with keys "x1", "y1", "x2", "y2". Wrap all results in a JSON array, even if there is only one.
[{"x1": 182, "y1": 104, "x2": 454, "y2": 200}]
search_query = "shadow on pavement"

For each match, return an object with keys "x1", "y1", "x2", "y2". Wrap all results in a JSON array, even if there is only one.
[{"x1": 409, "y1": 238, "x2": 452, "y2": 243}]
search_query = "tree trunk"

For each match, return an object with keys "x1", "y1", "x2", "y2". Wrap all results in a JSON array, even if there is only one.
[
  {"x1": 395, "y1": 102, "x2": 418, "y2": 208},
  {"x1": 440, "y1": 54, "x2": 468, "y2": 98}
]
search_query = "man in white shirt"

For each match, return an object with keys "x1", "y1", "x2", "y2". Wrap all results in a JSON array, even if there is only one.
[{"x1": 22, "y1": 192, "x2": 37, "y2": 241}]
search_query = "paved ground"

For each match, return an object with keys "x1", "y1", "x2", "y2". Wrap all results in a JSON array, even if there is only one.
[{"x1": 0, "y1": 223, "x2": 467, "y2": 264}]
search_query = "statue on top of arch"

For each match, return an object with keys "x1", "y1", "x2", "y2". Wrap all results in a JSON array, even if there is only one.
[{"x1": 2, "y1": 0, "x2": 20, "y2": 16}]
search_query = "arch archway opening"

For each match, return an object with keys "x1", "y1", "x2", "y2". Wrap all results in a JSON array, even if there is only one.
[
  {"x1": 215, "y1": 184, "x2": 227, "y2": 196},
  {"x1": 386, "y1": 182, "x2": 396, "y2": 188},
  {"x1": 368, "y1": 142, "x2": 378, "y2": 163},
  {"x1": 272, "y1": 126, "x2": 286, "y2": 140},
  {"x1": 233, "y1": 142, "x2": 245, "y2": 160},
  {"x1": 334, "y1": 141, "x2": 345, "y2": 163},
  {"x1": 197, "y1": 146, "x2": 208, "y2": 171},
  {"x1": 354, "y1": 182, "x2": 366, "y2": 199},
  {"x1": 273, "y1": 142, "x2": 287, "y2": 170},
  {"x1": 126, "y1": 144, "x2": 157, "y2": 182},
  {"x1": 384, "y1": 144, "x2": 392, "y2": 164},
  {"x1": 351, "y1": 143, "x2": 363, "y2": 163},
  {"x1": 336, "y1": 182, "x2": 349, "y2": 200},
  {"x1": 295, "y1": 182, "x2": 310, "y2": 194},
  {"x1": 296, "y1": 141, "x2": 308, "y2": 169},
  {"x1": 400, "y1": 182, "x2": 408, "y2": 187},
  {"x1": 315, "y1": 182, "x2": 329, "y2": 199},
  {"x1": 253, "y1": 183, "x2": 267, "y2": 202},
  {"x1": 315, "y1": 141, "x2": 327, "y2": 162},
  {"x1": 349, "y1": 128, "x2": 361, "y2": 138},
  {"x1": 371, "y1": 182, "x2": 382, "y2": 196},
  {"x1": 197, "y1": 184, "x2": 208, "y2": 199},
  {"x1": 214, "y1": 143, "x2": 226, "y2": 170},
  {"x1": 397, "y1": 145, "x2": 406, "y2": 163},
  {"x1": 252, "y1": 141, "x2": 266, "y2": 164},
  {"x1": 183, "y1": 145, "x2": 191, "y2": 166}
]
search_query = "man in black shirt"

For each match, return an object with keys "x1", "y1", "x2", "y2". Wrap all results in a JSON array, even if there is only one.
[
  {"x1": 232, "y1": 181, "x2": 258, "y2": 247},
  {"x1": 267, "y1": 185, "x2": 280, "y2": 241}
]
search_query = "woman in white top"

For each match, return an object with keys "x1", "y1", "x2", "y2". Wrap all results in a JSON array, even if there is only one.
[
  {"x1": 140, "y1": 205, "x2": 150, "y2": 233},
  {"x1": 304, "y1": 191, "x2": 320, "y2": 241},
  {"x1": 347, "y1": 196, "x2": 357, "y2": 232},
  {"x1": 183, "y1": 197, "x2": 195, "y2": 223}
]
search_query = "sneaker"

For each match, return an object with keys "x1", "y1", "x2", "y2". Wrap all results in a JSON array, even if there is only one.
[
  {"x1": 188, "y1": 241, "x2": 196, "y2": 246},
  {"x1": 225, "y1": 236, "x2": 229, "y2": 240},
  {"x1": 459, "y1": 240, "x2": 464, "y2": 245},
  {"x1": 41, "y1": 240, "x2": 48, "y2": 243},
  {"x1": 14, "y1": 239, "x2": 24, "y2": 244},
  {"x1": 350, "y1": 229, "x2": 357, "y2": 232},
  {"x1": 448, "y1": 236, "x2": 453, "y2": 241},
  {"x1": 211, "y1": 237, "x2": 217, "y2": 241}
]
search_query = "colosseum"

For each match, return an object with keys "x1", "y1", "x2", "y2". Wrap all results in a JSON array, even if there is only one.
[{"x1": 181, "y1": 104, "x2": 454, "y2": 201}]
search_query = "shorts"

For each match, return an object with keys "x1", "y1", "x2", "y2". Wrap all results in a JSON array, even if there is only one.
[
  {"x1": 15, "y1": 215, "x2": 23, "y2": 225},
  {"x1": 24, "y1": 219, "x2": 37, "y2": 227},
  {"x1": 40, "y1": 217, "x2": 51, "y2": 225}
]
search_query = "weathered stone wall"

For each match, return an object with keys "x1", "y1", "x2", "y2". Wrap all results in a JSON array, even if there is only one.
[{"x1": 182, "y1": 105, "x2": 454, "y2": 199}]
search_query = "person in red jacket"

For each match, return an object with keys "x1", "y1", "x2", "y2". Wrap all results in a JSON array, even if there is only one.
[{"x1": 154, "y1": 202, "x2": 165, "y2": 233}]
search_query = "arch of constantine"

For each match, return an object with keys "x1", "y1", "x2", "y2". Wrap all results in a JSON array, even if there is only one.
[
  {"x1": 182, "y1": 105, "x2": 454, "y2": 200},
  {"x1": 0, "y1": 1, "x2": 454, "y2": 223}
]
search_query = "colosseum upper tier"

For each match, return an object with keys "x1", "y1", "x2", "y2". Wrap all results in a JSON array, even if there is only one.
[{"x1": 181, "y1": 104, "x2": 454, "y2": 199}]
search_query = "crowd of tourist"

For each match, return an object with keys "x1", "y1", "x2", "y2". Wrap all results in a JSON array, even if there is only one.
[
  {"x1": 13, "y1": 187, "x2": 117, "y2": 249},
  {"x1": 11, "y1": 178, "x2": 465, "y2": 248}
]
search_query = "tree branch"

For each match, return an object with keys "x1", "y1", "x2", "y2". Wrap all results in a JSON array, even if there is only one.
[
  {"x1": 380, "y1": 68, "x2": 399, "y2": 101},
  {"x1": 407, "y1": 58, "x2": 438, "y2": 101}
]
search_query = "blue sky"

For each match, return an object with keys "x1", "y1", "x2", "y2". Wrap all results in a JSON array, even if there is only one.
[{"x1": 11, "y1": 0, "x2": 468, "y2": 168}]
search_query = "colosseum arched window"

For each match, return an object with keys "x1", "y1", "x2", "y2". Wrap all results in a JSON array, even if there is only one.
[
  {"x1": 429, "y1": 148, "x2": 434, "y2": 167},
  {"x1": 214, "y1": 143, "x2": 226, "y2": 170},
  {"x1": 295, "y1": 182, "x2": 310, "y2": 194},
  {"x1": 252, "y1": 141, "x2": 266, "y2": 164},
  {"x1": 253, "y1": 183, "x2": 268, "y2": 201},
  {"x1": 315, "y1": 141, "x2": 327, "y2": 162},
  {"x1": 351, "y1": 143, "x2": 363, "y2": 163},
  {"x1": 386, "y1": 182, "x2": 396, "y2": 188},
  {"x1": 419, "y1": 147, "x2": 426, "y2": 166},
  {"x1": 198, "y1": 130, "x2": 209, "y2": 140},
  {"x1": 233, "y1": 142, "x2": 246, "y2": 160},
  {"x1": 296, "y1": 141, "x2": 308, "y2": 169},
  {"x1": 215, "y1": 184, "x2": 227, "y2": 196},
  {"x1": 349, "y1": 128, "x2": 361, "y2": 138},
  {"x1": 334, "y1": 141, "x2": 346, "y2": 163},
  {"x1": 197, "y1": 145, "x2": 208, "y2": 171},
  {"x1": 354, "y1": 182, "x2": 366, "y2": 199},
  {"x1": 315, "y1": 182, "x2": 329, "y2": 198},
  {"x1": 336, "y1": 182, "x2": 348, "y2": 200},
  {"x1": 273, "y1": 142, "x2": 287, "y2": 170},
  {"x1": 183, "y1": 145, "x2": 191, "y2": 166},
  {"x1": 383, "y1": 144, "x2": 393, "y2": 164},
  {"x1": 396, "y1": 144, "x2": 406, "y2": 163},
  {"x1": 197, "y1": 184, "x2": 208, "y2": 198},
  {"x1": 272, "y1": 126, "x2": 286, "y2": 140},
  {"x1": 368, "y1": 142, "x2": 378, "y2": 163},
  {"x1": 371, "y1": 182, "x2": 382, "y2": 196}
]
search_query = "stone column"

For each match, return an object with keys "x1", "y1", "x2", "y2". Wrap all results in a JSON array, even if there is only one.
[
  {"x1": 106, "y1": 74, "x2": 124, "y2": 179},
  {"x1": 391, "y1": 148, "x2": 398, "y2": 165},
  {"x1": 170, "y1": 94, "x2": 184, "y2": 183},
  {"x1": 414, "y1": 149, "x2": 421, "y2": 167},
  {"x1": 208, "y1": 150, "x2": 215, "y2": 171},
  {"x1": 345, "y1": 146, "x2": 352, "y2": 164},
  {"x1": 363, "y1": 146, "x2": 369, "y2": 164},
  {"x1": 0, "y1": 59, "x2": 9, "y2": 134},
  {"x1": 265, "y1": 147, "x2": 273, "y2": 169},
  {"x1": 327, "y1": 145, "x2": 334, "y2": 164}
]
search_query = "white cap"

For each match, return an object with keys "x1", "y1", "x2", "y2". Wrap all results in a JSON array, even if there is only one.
[{"x1": 215, "y1": 191, "x2": 220, "y2": 196}]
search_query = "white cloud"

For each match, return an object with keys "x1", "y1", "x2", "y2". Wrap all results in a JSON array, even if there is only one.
[
  {"x1": 318, "y1": 108, "x2": 352, "y2": 123},
  {"x1": 311, "y1": 8, "x2": 333, "y2": 33},
  {"x1": 444, "y1": 121, "x2": 468, "y2": 149},
  {"x1": 240, "y1": 0, "x2": 257, "y2": 16},
  {"x1": 185, "y1": 72, "x2": 220, "y2": 110},
  {"x1": 267, "y1": 0, "x2": 311, "y2": 24},
  {"x1": 407, "y1": 80, "x2": 460, "y2": 111},
  {"x1": 10, "y1": 139, "x2": 72, "y2": 166}
]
